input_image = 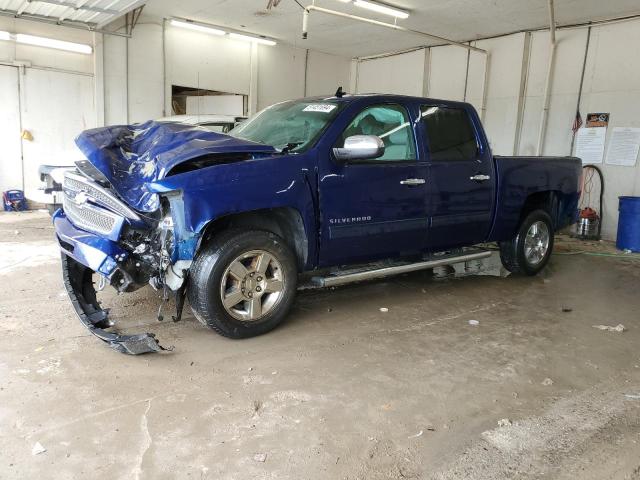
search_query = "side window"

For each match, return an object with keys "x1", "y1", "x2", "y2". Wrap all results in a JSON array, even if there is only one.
[
  {"x1": 421, "y1": 106, "x2": 478, "y2": 161},
  {"x1": 339, "y1": 104, "x2": 416, "y2": 162}
]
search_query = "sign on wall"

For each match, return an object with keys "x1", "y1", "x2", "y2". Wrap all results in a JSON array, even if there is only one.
[
  {"x1": 575, "y1": 126, "x2": 607, "y2": 164},
  {"x1": 606, "y1": 127, "x2": 640, "y2": 167},
  {"x1": 585, "y1": 113, "x2": 610, "y2": 128}
]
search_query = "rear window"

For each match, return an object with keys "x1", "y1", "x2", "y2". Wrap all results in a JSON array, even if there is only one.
[{"x1": 421, "y1": 106, "x2": 478, "y2": 161}]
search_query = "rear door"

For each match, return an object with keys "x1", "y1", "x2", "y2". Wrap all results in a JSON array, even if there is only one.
[
  {"x1": 317, "y1": 102, "x2": 429, "y2": 266},
  {"x1": 420, "y1": 105, "x2": 495, "y2": 250}
]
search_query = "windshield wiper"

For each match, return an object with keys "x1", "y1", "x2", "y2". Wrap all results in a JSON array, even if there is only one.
[{"x1": 279, "y1": 142, "x2": 303, "y2": 154}]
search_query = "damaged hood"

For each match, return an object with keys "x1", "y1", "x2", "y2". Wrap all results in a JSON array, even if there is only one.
[{"x1": 75, "y1": 121, "x2": 277, "y2": 212}]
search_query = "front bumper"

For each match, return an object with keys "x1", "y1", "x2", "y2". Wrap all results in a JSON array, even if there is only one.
[{"x1": 54, "y1": 210, "x2": 168, "y2": 355}]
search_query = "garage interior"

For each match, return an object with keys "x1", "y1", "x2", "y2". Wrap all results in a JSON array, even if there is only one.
[{"x1": 1, "y1": 0, "x2": 640, "y2": 478}]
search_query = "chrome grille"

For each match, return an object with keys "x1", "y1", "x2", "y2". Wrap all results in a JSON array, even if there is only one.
[
  {"x1": 63, "y1": 172, "x2": 140, "y2": 221},
  {"x1": 62, "y1": 193, "x2": 119, "y2": 236}
]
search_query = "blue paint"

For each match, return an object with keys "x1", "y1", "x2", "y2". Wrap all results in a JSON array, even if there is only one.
[
  {"x1": 53, "y1": 210, "x2": 126, "y2": 275},
  {"x1": 616, "y1": 196, "x2": 640, "y2": 252},
  {"x1": 59, "y1": 94, "x2": 582, "y2": 275},
  {"x1": 75, "y1": 120, "x2": 276, "y2": 212}
]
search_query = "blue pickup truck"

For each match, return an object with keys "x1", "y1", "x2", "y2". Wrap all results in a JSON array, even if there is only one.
[{"x1": 54, "y1": 94, "x2": 581, "y2": 354}]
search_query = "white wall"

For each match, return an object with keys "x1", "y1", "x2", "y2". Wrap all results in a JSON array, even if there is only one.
[
  {"x1": 306, "y1": 49, "x2": 351, "y2": 97},
  {"x1": 103, "y1": 20, "x2": 352, "y2": 121},
  {"x1": 103, "y1": 34, "x2": 127, "y2": 125},
  {"x1": 165, "y1": 23, "x2": 252, "y2": 96},
  {"x1": 578, "y1": 20, "x2": 640, "y2": 239},
  {"x1": 0, "y1": 17, "x2": 97, "y2": 196},
  {"x1": 356, "y1": 49, "x2": 426, "y2": 96},
  {"x1": 353, "y1": 19, "x2": 640, "y2": 240},
  {"x1": 429, "y1": 45, "x2": 467, "y2": 101},
  {"x1": 256, "y1": 43, "x2": 306, "y2": 110},
  {"x1": 0, "y1": 16, "x2": 94, "y2": 74}
]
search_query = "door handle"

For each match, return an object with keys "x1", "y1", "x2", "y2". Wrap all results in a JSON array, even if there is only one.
[
  {"x1": 470, "y1": 174, "x2": 491, "y2": 182},
  {"x1": 400, "y1": 178, "x2": 426, "y2": 186}
]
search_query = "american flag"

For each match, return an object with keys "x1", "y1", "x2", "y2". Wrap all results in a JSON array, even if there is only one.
[{"x1": 572, "y1": 110, "x2": 583, "y2": 136}]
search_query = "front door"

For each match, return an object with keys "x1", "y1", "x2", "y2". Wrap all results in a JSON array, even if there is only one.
[
  {"x1": 419, "y1": 105, "x2": 495, "y2": 250},
  {"x1": 318, "y1": 103, "x2": 429, "y2": 267}
]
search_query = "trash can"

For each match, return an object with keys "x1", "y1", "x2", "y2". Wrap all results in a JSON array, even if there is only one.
[{"x1": 616, "y1": 196, "x2": 640, "y2": 252}]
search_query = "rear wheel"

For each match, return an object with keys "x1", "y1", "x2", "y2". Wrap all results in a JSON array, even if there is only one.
[
  {"x1": 188, "y1": 229, "x2": 298, "y2": 338},
  {"x1": 499, "y1": 209, "x2": 554, "y2": 275}
]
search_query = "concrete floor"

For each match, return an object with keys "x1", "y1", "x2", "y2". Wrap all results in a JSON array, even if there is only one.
[{"x1": 1, "y1": 211, "x2": 640, "y2": 480}]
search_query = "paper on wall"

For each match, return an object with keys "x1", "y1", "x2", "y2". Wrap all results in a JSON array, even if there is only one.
[
  {"x1": 575, "y1": 126, "x2": 606, "y2": 164},
  {"x1": 605, "y1": 127, "x2": 640, "y2": 167}
]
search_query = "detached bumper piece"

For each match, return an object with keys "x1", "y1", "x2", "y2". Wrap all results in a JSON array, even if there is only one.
[{"x1": 62, "y1": 254, "x2": 168, "y2": 355}]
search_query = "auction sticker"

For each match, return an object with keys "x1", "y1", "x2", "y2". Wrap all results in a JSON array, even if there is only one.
[{"x1": 303, "y1": 104, "x2": 337, "y2": 113}]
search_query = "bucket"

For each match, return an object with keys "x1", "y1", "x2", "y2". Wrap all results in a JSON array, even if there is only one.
[{"x1": 616, "y1": 196, "x2": 640, "y2": 252}]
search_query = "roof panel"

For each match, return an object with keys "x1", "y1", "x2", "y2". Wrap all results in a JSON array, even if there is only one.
[{"x1": 0, "y1": 0, "x2": 143, "y2": 29}]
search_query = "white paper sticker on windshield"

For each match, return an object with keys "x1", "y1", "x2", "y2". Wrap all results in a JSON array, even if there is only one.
[{"x1": 303, "y1": 104, "x2": 337, "y2": 113}]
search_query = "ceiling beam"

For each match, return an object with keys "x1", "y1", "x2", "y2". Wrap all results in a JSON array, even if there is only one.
[
  {"x1": 0, "y1": 8, "x2": 131, "y2": 36},
  {"x1": 21, "y1": 0, "x2": 121, "y2": 15},
  {"x1": 96, "y1": 0, "x2": 146, "y2": 29}
]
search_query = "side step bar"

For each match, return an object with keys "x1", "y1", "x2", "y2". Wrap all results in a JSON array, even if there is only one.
[{"x1": 311, "y1": 250, "x2": 493, "y2": 288}]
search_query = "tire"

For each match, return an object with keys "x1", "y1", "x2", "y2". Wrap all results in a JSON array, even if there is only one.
[
  {"x1": 188, "y1": 229, "x2": 298, "y2": 339},
  {"x1": 499, "y1": 209, "x2": 554, "y2": 276}
]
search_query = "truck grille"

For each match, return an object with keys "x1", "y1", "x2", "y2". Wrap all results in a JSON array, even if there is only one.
[
  {"x1": 62, "y1": 171, "x2": 135, "y2": 237},
  {"x1": 63, "y1": 172, "x2": 140, "y2": 220},
  {"x1": 62, "y1": 194, "x2": 119, "y2": 236}
]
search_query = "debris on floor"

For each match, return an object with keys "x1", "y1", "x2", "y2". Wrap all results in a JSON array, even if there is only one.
[
  {"x1": 624, "y1": 393, "x2": 640, "y2": 400},
  {"x1": 497, "y1": 418, "x2": 512, "y2": 427},
  {"x1": 468, "y1": 320, "x2": 480, "y2": 326},
  {"x1": 408, "y1": 430, "x2": 424, "y2": 439},
  {"x1": 542, "y1": 378, "x2": 554, "y2": 386},
  {"x1": 562, "y1": 307, "x2": 573, "y2": 313},
  {"x1": 379, "y1": 307, "x2": 389, "y2": 313},
  {"x1": 31, "y1": 442, "x2": 46, "y2": 455},
  {"x1": 592, "y1": 324, "x2": 626, "y2": 332},
  {"x1": 253, "y1": 453, "x2": 267, "y2": 462}
]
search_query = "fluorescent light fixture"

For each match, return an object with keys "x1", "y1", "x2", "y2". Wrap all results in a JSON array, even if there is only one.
[
  {"x1": 353, "y1": 0, "x2": 409, "y2": 19},
  {"x1": 0, "y1": 31, "x2": 11, "y2": 41},
  {"x1": 15, "y1": 34, "x2": 92, "y2": 54},
  {"x1": 170, "y1": 19, "x2": 225, "y2": 36},
  {"x1": 229, "y1": 32, "x2": 276, "y2": 46}
]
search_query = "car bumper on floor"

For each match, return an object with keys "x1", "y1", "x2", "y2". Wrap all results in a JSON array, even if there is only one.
[{"x1": 53, "y1": 210, "x2": 168, "y2": 355}]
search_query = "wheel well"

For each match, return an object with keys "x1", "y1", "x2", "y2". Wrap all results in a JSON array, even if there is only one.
[
  {"x1": 198, "y1": 208, "x2": 309, "y2": 271},
  {"x1": 520, "y1": 191, "x2": 560, "y2": 229}
]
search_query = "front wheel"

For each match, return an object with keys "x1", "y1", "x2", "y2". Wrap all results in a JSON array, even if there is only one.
[
  {"x1": 188, "y1": 229, "x2": 298, "y2": 339},
  {"x1": 499, "y1": 209, "x2": 554, "y2": 276}
]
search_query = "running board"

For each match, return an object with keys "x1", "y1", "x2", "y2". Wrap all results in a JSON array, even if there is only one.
[{"x1": 311, "y1": 250, "x2": 493, "y2": 288}]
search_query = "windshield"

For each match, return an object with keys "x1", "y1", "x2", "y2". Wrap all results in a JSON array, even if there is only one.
[{"x1": 229, "y1": 99, "x2": 343, "y2": 153}]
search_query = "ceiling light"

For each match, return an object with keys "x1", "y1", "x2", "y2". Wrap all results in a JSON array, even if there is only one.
[
  {"x1": 170, "y1": 19, "x2": 226, "y2": 36},
  {"x1": 353, "y1": 0, "x2": 409, "y2": 19},
  {"x1": 0, "y1": 31, "x2": 10, "y2": 41},
  {"x1": 15, "y1": 34, "x2": 92, "y2": 54},
  {"x1": 229, "y1": 32, "x2": 277, "y2": 46}
]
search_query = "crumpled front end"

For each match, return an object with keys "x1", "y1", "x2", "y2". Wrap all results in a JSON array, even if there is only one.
[
  {"x1": 56, "y1": 122, "x2": 278, "y2": 354},
  {"x1": 54, "y1": 168, "x2": 183, "y2": 354}
]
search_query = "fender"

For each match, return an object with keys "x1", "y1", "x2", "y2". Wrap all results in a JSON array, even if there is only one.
[{"x1": 148, "y1": 152, "x2": 319, "y2": 266}]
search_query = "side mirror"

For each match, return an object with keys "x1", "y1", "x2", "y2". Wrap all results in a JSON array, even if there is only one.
[{"x1": 333, "y1": 135, "x2": 385, "y2": 162}]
